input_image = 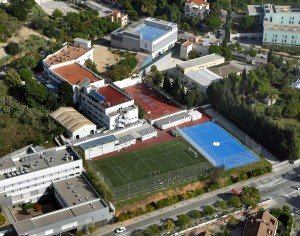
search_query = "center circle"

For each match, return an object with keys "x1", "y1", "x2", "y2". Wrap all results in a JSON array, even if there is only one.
[
  {"x1": 135, "y1": 159, "x2": 161, "y2": 174},
  {"x1": 213, "y1": 142, "x2": 220, "y2": 146}
]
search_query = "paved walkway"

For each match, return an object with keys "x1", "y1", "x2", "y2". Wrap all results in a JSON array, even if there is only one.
[{"x1": 205, "y1": 108, "x2": 279, "y2": 165}]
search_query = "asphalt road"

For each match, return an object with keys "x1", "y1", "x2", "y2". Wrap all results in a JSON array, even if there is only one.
[{"x1": 100, "y1": 163, "x2": 300, "y2": 236}]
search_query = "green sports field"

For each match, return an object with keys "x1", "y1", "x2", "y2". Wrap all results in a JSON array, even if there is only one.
[{"x1": 90, "y1": 138, "x2": 212, "y2": 200}]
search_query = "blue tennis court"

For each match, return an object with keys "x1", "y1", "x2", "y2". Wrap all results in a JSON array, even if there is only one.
[
  {"x1": 179, "y1": 121, "x2": 259, "y2": 169},
  {"x1": 136, "y1": 25, "x2": 168, "y2": 42}
]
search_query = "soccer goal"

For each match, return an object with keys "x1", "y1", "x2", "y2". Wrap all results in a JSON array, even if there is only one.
[{"x1": 188, "y1": 147, "x2": 198, "y2": 157}]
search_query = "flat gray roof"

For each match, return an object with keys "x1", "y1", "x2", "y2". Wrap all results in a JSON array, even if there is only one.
[
  {"x1": 0, "y1": 147, "x2": 80, "y2": 180},
  {"x1": 14, "y1": 176, "x2": 108, "y2": 235},
  {"x1": 247, "y1": 5, "x2": 264, "y2": 15},
  {"x1": 53, "y1": 176, "x2": 102, "y2": 207},
  {"x1": 186, "y1": 68, "x2": 221, "y2": 87},
  {"x1": 80, "y1": 135, "x2": 118, "y2": 150},
  {"x1": 208, "y1": 62, "x2": 242, "y2": 77},
  {"x1": 136, "y1": 126, "x2": 157, "y2": 137},
  {"x1": 177, "y1": 54, "x2": 224, "y2": 70},
  {"x1": 118, "y1": 134, "x2": 136, "y2": 144},
  {"x1": 155, "y1": 112, "x2": 191, "y2": 127}
]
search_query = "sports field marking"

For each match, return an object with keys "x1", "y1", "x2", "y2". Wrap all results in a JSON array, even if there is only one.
[
  {"x1": 110, "y1": 159, "x2": 133, "y2": 183},
  {"x1": 99, "y1": 161, "x2": 129, "y2": 185},
  {"x1": 162, "y1": 140, "x2": 202, "y2": 164},
  {"x1": 134, "y1": 151, "x2": 155, "y2": 173}
]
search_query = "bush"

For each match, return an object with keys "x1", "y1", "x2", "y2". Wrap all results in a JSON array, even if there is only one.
[
  {"x1": 189, "y1": 210, "x2": 202, "y2": 219},
  {"x1": 177, "y1": 214, "x2": 191, "y2": 229},
  {"x1": 88, "y1": 224, "x2": 97, "y2": 233},
  {"x1": 203, "y1": 205, "x2": 216, "y2": 215},
  {"x1": 5, "y1": 42, "x2": 21, "y2": 55},
  {"x1": 0, "y1": 214, "x2": 5, "y2": 226},
  {"x1": 228, "y1": 196, "x2": 242, "y2": 208}
]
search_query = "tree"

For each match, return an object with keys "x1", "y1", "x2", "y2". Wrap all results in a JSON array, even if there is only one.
[
  {"x1": 162, "y1": 74, "x2": 171, "y2": 93},
  {"x1": 188, "y1": 49, "x2": 200, "y2": 59},
  {"x1": 24, "y1": 78, "x2": 47, "y2": 107},
  {"x1": 18, "y1": 68, "x2": 34, "y2": 81},
  {"x1": 5, "y1": 42, "x2": 21, "y2": 55},
  {"x1": 189, "y1": 210, "x2": 202, "y2": 219},
  {"x1": 164, "y1": 219, "x2": 175, "y2": 233},
  {"x1": 209, "y1": 45, "x2": 223, "y2": 55},
  {"x1": 84, "y1": 59, "x2": 100, "y2": 75},
  {"x1": 206, "y1": 15, "x2": 222, "y2": 32},
  {"x1": 217, "y1": 200, "x2": 228, "y2": 210},
  {"x1": 138, "y1": 106, "x2": 145, "y2": 119},
  {"x1": 59, "y1": 81, "x2": 73, "y2": 106},
  {"x1": 9, "y1": 0, "x2": 35, "y2": 21},
  {"x1": 4, "y1": 68, "x2": 22, "y2": 87},
  {"x1": 52, "y1": 9, "x2": 63, "y2": 19},
  {"x1": 153, "y1": 72, "x2": 164, "y2": 86},
  {"x1": 144, "y1": 224, "x2": 160, "y2": 236},
  {"x1": 240, "y1": 16, "x2": 254, "y2": 29},
  {"x1": 241, "y1": 186, "x2": 260, "y2": 207},
  {"x1": 150, "y1": 65, "x2": 158, "y2": 75},
  {"x1": 248, "y1": 48, "x2": 257, "y2": 58},
  {"x1": 222, "y1": 47, "x2": 232, "y2": 61},
  {"x1": 228, "y1": 196, "x2": 242, "y2": 208},
  {"x1": 177, "y1": 214, "x2": 191, "y2": 229},
  {"x1": 203, "y1": 205, "x2": 216, "y2": 215}
]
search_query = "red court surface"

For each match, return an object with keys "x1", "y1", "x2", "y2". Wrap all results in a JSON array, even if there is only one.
[
  {"x1": 98, "y1": 85, "x2": 128, "y2": 106},
  {"x1": 124, "y1": 83, "x2": 181, "y2": 120}
]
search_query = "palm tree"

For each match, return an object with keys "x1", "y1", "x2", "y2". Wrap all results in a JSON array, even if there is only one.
[{"x1": 269, "y1": 89, "x2": 278, "y2": 105}]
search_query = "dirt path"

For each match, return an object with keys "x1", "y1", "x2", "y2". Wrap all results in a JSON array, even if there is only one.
[{"x1": 0, "y1": 26, "x2": 47, "y2": 58}]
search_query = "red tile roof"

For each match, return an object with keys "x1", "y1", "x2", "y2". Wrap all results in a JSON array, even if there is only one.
[
  {"x1": 53, "y1": 64, "x2": 100, "y2": 85},
  {"x1": 186, "y1": 0, "x2": 207, "y2": 5}
]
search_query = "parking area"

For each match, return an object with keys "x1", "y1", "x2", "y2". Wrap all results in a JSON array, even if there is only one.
[{"x1": 39, "y1": 1, "x2": 80, "y2": 15}]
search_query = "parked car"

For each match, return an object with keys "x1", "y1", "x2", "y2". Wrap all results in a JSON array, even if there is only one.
[{"x1": 115, "y1": 227, "x2": 126, "y2": 234}]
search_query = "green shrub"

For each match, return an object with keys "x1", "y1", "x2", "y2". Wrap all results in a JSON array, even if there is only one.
[{"x1": 0, "y1": 214, "x2": 5, "y2": 226}]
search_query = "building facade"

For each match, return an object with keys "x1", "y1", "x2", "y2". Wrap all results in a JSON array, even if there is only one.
[
  {"x1": 111, "y1": 18, "x2": 178, "y2": 58},
  {"x1": 247, "y1": 4, "x2": 300, "y2": 45},
  {"x1": 108, "y1": 10, "x2": 128, "y2": 27},
  {"x1": 80, "y1": 84, "x2": 138, "y2": 130},
  {"x1": 184, "y1": 0, "x2": 209, "y2": 18},
  {"x1": 0, "y1": 146, "x2": 82, "y2": 206},
  {"x1": 0, "y1": 145, "x2": 115, "y2": 235}
]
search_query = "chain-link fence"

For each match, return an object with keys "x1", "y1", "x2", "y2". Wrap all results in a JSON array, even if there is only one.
[{"x1": 93, "y1": 163, "x2": 213, "y2": 201}]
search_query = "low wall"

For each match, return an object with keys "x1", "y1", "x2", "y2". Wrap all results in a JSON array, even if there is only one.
[{"x1": 113, "y1": 76, "x2": 142, "y2": 88}]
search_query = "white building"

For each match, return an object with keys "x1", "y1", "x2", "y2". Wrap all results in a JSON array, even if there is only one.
[
  {"x1": 0, "y1": 145, "x2": 82, "y2": 206},
  {"x1": 80, "y1": 84, "x2": 138, "y2": 130},
  {"x1": 176, "y1": 54, "x2": 225, "y2": 75},
  {"x1": 42, "y1": 38, "x2": 103, "y2": 103},
  {"x1": 154, "y1": 112, "x2": 192, "y2": 130},
  {"x1": 43, "y1": 38, "x2": 93, "y2": 74},
  {"x1": 74, "y1": 124, "x2": 157, "y2": 159},
  {"x1": 111, "y1": 18, "x2": 178, "y2": 58},
  {"x1": 180, "y1": 40, "x2": 211, "y2": 60},
  {"x1": 184, "y1": 0, "x2": 209, "y2": 18},
  {"x1": 50, "y1": 107, "x2": 97, "y2": 140},
  {"x1": 247, "y1": 4, "x2": 300, "y2": 46}
]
